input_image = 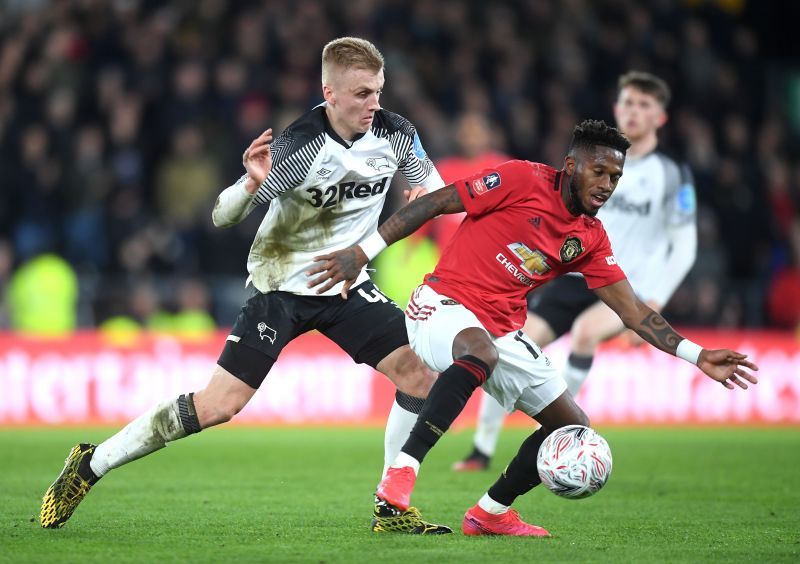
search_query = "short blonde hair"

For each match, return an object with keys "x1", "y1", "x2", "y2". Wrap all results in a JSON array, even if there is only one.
[{"x1": 321, "y1": 37, "x2": 384, "y2": 85}]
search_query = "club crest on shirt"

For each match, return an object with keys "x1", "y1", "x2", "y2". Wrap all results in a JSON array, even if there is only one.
[
  {"x1": 507, "y1": 242, "x2": 551, "y2": 276},
  {"x1": 366, "y1": 156, "x2": 391, "y2": 171},
  {"x1": 559, "y1": 236, "x2": 584, "y2": 263}
]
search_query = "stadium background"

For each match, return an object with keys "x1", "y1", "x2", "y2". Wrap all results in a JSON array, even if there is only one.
[
  {"x1": 0, "y1": 0, "x2": 797, "y2": 427},
  {"x1": 1, "y1": 1, "x2": 798, "y2": 562}
]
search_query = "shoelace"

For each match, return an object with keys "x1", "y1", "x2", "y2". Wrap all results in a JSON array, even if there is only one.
[
  {"x1": 62, "y1": 475, "x2": 91, "y2": 503},
  {"x1": 500, "y1": 509, "x2": 521, "y2": 522}
]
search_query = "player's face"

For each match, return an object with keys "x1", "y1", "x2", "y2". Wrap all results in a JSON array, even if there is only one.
[
  {"x1": 613, "y1": 86, "x2": 666, "y2": 142},
  {"x1": 565, "y1": 146, "x2": 625, "y2": 217},
  {"x1": 323, "y1": 66, "x2": 384, "y2": 140}
]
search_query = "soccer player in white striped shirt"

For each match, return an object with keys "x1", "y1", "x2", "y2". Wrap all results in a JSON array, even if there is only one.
[{"x1": 40, "y1": 37, "x2": 450, "y2": 535}]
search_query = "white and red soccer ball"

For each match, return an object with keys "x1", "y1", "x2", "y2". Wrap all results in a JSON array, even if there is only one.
[{"x1": 537, "y1": 425, "x2": 613, "y2": 499}]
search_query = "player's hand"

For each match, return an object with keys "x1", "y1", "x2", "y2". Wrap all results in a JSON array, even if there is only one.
[
  {"x1": 307, "y1": 245, "x2": 369, "y2": 298},
  {"x1": 242, "y1": 129, "x2": 273, "y2": 190},
  {"x1": 404, "y1": 186, "x2": 428, "y2": 202},
  {"x1": 697, "y1": 348, "x2": 759, "y2": 390}
]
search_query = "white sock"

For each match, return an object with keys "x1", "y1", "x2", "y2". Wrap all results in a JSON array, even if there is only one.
[
  {"x1": 473, "y1": 392, "x2": 508, "y2": 457},
  {"x1": 90, "y1": 397, "x2": 188, "y2": 477},
  {"x1": 477, "y1": 493, "x2": 509, "y2": 515},
  {"x1": 563, "y1": 354, "x2": 594, "y2": 396},
  {"x1": 390, "y1": 451, "x2": 421, "y2": 475},
  {"x1": 382, "y1": 400, "x2": 419, "y2": 477}
]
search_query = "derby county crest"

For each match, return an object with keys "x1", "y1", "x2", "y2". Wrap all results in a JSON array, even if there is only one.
[{"x1": 559, "y1": 236, "x2": 584, "y2": 263}]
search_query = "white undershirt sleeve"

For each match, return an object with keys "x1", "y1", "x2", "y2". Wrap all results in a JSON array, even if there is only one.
[
  {"x1": 648, "y1": 221, "x2": 697, "y2": 306},
  {"x1": 417, "y1": 166, "x2": 445, "y2": 192},
  {"x1": 211, "y1": 174, "x2": 258, "y2": 228}
]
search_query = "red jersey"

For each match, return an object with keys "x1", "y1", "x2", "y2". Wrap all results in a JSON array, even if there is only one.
[{"x1": 425, "y1": 160, "x2": 626, "y2": 336}]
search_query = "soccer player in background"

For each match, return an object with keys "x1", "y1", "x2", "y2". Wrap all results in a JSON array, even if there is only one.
[
  {"x1": 432, "y1": 112, "x2": 512, "y2": 249},
  {"x1": 455, "y1": 71, "x2": 700, "y2": 471},
  {"x1": 307, "y1": 119, "x2": 758, "y2": 536},
  {"x1": 40, "y1": 37, "x2": 452, "y2": 535}
]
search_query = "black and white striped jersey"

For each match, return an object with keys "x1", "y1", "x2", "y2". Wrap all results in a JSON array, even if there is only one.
[
  {"x1": 212, "y1": 104, "x2": 444, "y2": 296},
  {"x1": 597, "y1": 149, "x2": 697, "y2": 306}
]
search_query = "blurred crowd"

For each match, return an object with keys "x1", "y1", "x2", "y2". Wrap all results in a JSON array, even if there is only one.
[{"x1": 0, "y1": 0, "x2": 799, "y2": 334}]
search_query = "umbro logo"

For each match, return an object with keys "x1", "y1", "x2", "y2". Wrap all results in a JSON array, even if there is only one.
[
  {"x1": 528, "y1": 217, "x2": 541, "y2": 228},
  {"x1": 316, "y1": 168, "x2": 333, "y2": 178}
]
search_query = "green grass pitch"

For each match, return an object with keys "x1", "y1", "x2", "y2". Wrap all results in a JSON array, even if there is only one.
[{"x1": 1, "y1": 426, "x2": 798, "y2": 563}]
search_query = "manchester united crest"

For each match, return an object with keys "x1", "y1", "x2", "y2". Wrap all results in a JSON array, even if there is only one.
[{"x1": 559, "y1": 236, "x2": 584, "y2": 263}]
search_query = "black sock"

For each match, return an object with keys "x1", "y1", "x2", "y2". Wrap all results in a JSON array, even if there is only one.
[
  {"x1": 467, "y1": 446, "x2": 490, "y2": 463},
  {"x1": 402, "y1": 355, "x2": 491, "y2": 463},
  {"x1": 395, "y1": 390, "x2": 426, "y2": 415},
  {"x1": 568, "y1": 353, "x2": 594, "y2": 370},
  {"x1": 487, "y1": 426, "x2": 551, "y2": 506},
  {"x1": 178, "y1": 392, "x2": 202, "y2": 434},
  {"x1": 78, "y1": 446, "x2": 100, "y2": 485}
]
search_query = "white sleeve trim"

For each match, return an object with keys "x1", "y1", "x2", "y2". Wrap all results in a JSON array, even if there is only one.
[
  {"x1": 212, "y1": 176, "x2": 257, "y2": 227},
  {"x1": 647, "y1": 222, "x2": 697, "y2": 306},
  {"x1": 418, "y1": 167, "x2": 445, "y2": 192}
]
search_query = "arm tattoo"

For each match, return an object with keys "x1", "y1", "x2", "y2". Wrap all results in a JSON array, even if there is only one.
[
  {"x1": 378, "y1": 186, "x2": 463, "y2": 246},
  {"x1": 635, "y1": 311, "x2": 683, "y2": 354}
]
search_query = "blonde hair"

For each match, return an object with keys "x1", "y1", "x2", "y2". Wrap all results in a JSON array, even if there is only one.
[{"x1": 321, "y1": 37, "x2": 384, "y2": 85}]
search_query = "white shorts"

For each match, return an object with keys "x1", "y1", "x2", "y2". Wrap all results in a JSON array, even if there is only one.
[{"x1": 405, "y1": 285, "x2": 566, "y2": 416}]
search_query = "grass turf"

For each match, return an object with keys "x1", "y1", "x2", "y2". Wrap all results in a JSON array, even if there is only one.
[{"x1": 1, "y1": 426, "x2": 798, "y2": 563}]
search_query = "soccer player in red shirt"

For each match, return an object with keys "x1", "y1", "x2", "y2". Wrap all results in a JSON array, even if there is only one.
[{"x1": 308, "y1": 120, "x2": 759, "y2": 536}]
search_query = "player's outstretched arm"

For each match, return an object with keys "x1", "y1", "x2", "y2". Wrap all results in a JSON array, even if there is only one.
[
  {"x1": 378, "y1": 183, "x2": 463, "y2": 243},
  {"x1": 593, "y1": 279, "x2": 759, "y2": 390},
  {"x1": 307, "y1": 184, "x2": 463, "y2": 296},
  {"x1": 212, "y1": 129, "x2": 273, "y2": 227}
]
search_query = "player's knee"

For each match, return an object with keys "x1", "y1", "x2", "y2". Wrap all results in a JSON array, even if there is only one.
[
  {"x1": 391, "y1": 358, "x2": 436, "y2": 398},
  {"x1": 524, "y1": 314, "x2": 556, "y2": 347},
  {"x1": 464, "y1": 341, "x2": 499, "y2": 372},
  {"x1": 379, "y1": 345, "x2": 436, "y2": 398},
  {"x1": 453, "y1": 328, "x2": 499, "y2": 371},
  {"x1": 570, "y1": 325, "x2": 599, "y2": 353},
  {"x1": 402, "y1": 365, "x2": 436, "y2": 398}
]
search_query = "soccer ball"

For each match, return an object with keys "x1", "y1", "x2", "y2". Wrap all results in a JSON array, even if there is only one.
[{"x1": 537, "y1": 425, "x2": 612, "y2": 499}]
